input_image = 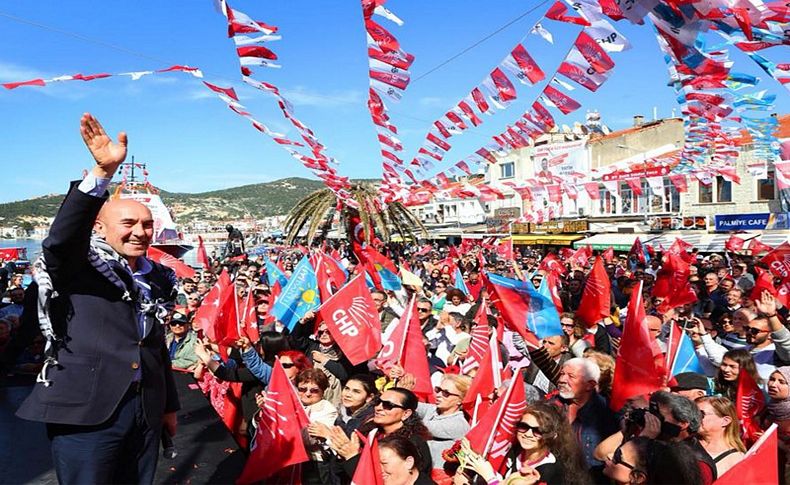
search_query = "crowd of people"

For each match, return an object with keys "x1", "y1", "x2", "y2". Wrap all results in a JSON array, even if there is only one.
[
  {"x1": 48, "y1": 235, "x2": 785, "y2": 484},
  {"x1": 5, "y1": 113, "x2": 789, "y2": 485}
]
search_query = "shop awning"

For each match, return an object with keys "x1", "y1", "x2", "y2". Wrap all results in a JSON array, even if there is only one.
[
  {"x1": 757, "y1": 231, "x2": 790, "y2": 248},
  {"x1": 573, "y1": 233, "x2": 657, "y2": 252},
  {"x1": 510, "y1": 234, "x2": 585, "y2": 246},
  {"x1": 648, "y1": 231, "x2": 761, "y2": 253},
  {"x1": 646, "y1": 232, "x2": 705, "y2": 251}
]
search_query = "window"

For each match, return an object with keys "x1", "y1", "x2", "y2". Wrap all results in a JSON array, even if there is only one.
[
  {"x1": 716, "y1": 176, "x2": 732, "y2": 202},
  {"x1": 597, "y1": 188, "x2": 614, "y2": 215},
  {"x1": 757, "y1": 171, "x2": 776, "y2": 200},
  {"x1": 500, "y1": 162, "x2": 515, "y2": 179},
  {"x1": 620, "y1": 182, "x2": 633, "y2": 214},
  {"x1": 699, "y1": 182, "x2": 713, "y2": 203}
]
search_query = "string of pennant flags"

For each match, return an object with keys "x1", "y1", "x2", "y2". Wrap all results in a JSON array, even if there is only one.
[{"x1": 1, "y1": 0, "x2": 788, "y2": 215}]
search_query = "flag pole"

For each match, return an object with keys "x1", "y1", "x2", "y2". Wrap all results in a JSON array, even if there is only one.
[
  {"x1": 397, "y1": 295, "x2": 416, "y2": 365},
  {"x1": 482, "y1": 370, "x2": 517, "y2": 457}
]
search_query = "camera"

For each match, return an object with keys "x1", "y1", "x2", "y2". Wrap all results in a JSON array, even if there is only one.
[{"x1": 626, "y1": 408, "x2": 647, "y2": 427}]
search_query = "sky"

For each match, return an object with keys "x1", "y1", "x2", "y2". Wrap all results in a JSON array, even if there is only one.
[{"x1": 0, "y1": 0, "x2": 787, "y2": 203}]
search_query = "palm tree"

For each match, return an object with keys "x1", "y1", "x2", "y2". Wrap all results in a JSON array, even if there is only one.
[{"x1": 283, "y1": 182, "x2": 427, "y2": 244}]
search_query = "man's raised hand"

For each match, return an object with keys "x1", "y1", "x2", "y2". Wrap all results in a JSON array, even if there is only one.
[{"x1": 80, "y1": 113, "x2": 127, "y2": 178}]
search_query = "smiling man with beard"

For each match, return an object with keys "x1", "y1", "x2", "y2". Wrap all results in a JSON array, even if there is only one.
[{"x1": 551, "y1": 357, "x2": 618, "y2": 477}]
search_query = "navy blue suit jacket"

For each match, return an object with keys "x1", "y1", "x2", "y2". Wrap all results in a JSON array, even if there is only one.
[{"x1": 17, "y1": 183, "x2": 180, "y2": 427}]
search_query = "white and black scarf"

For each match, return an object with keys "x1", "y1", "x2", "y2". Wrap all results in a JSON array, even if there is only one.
[{"x1": 33, "y1": 236, "x2": 167, "y2": 386}]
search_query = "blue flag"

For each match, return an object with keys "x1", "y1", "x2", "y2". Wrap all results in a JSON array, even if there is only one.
[
  {"x1": 376, "y1": 265, "x2": 402, "y2": 291},
  {"x1": 488, "y1": 273, "x2": 563, "y2": 339},
  {"x1": 670, "y1": 330, "x2": 704, "y2": 376},
  {"x1": 454, "y1": 267, "x2": 470, "y2": 296},
  {"x1": 271, "y1": 257, "x2": 320, "y2": 331},
  {"x1": 265, "y1": 259, "x2": 288, "y2": 288}
]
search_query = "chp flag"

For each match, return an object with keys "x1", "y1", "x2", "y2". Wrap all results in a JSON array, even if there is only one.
[{"x1": 318, "y1": 274, "x2": 383, "y2": 365}]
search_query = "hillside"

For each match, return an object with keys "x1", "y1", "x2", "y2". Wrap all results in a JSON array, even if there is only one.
[{"x1": 0, "y1": 177, "x2": 354, "y2": 226}]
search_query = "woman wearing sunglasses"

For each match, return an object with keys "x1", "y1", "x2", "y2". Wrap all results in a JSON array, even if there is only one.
[
  {"x1": 291, "y1": 311, "x2": 366, "y2": 405},
  {"x1": 327, "y1": 388, "x2": 434, "y2": 479},
  {"x1": 604, "y1": 437, "x2": 702, "y2": 485},
  {"x1": 412, "y1": 374, "x2": 472, "y2": 468},
  {"x1": 295, "y1": 368, "x2": 339, "y2": 485},
  {"x1": 695, "y1": 396, "x2": 744, "y2": 477},
  {"x1": 460, "y1": 402, "x2": 589, "y2": 485}
]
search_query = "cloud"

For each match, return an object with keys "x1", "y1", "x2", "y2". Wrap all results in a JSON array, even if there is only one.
[
  {"x1": 279, "y1": 86, "x2": 363, "y2": 108},
  {"x1": 0, "y1": 60, "x2": 46, "y2": 82},
  {"x1": 418, "y1": 96, "x2": 447, "y2": 107}
]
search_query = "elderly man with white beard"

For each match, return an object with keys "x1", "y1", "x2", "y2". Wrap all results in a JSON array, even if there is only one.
[{"x1": 549, "y1": 357, "x2": 618, "y2": 478}]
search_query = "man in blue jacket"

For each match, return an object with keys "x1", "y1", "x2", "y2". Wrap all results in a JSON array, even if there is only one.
[{"x1": 17, "y1": 113, "x2": 179, "y2": 484}]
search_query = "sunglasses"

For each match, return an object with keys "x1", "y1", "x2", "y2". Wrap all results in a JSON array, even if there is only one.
[
  {"x1": 317, "y1": 329, "x2": 330, "y2": 336},
  {"x1": 297, "y1": 386, "x2": 321, "y2": 395},
  {"x1": 515, "y1": 421, "x2": 543, "y2": 436},
  {"x1": 373, "y1": 397, "x2": 406, "y2": 411},
  {"x1": 746, "y1": 326, "x2": 769, "y2": 335},
  {"x1": 281, "y1": 362, "x2": 296, "y2": 369},
  {"x1": 169, "y1": 322, "x2": 186, "y2": 327},
  {"x1": 434, "y1": 386, "x2": 460, "y2": 398},
  {"x1": 418, "y1": 307, "x2": 431, "y2": 313},
  {"x1": 612, "y1": 447, "x2": 636, "y2": 470}
]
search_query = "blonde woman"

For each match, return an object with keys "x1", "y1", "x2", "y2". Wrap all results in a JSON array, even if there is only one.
[
  {"x1": 695, "y1": 396, "x2": 745, "y2": 476},
  {"x1": 410, "y1": 374, "x2": 473, "y2": 468}
]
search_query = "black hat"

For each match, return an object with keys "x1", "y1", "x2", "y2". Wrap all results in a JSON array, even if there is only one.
[{"x1": 671, "y1": 372, "x2": 709, "y2": 392}]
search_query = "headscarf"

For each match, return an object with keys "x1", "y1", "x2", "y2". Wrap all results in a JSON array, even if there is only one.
[{"x1": 767, "y1": 366, "x2": 790, "y2": 422}]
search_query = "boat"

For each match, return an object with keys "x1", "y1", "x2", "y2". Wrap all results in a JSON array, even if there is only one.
[
  {"x1": 112, "y1": 160, "x2": 193, "y2": 259},
  {"x1": 0, "y1": 247, "x2": 30, "y2": 269}
]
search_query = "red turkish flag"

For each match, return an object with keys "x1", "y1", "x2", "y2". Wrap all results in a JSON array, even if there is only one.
[
  {"x1": 214, "y1": 282, "x2": 240, "y2": 346},
  {"x1": 196, "y1": 235, "x2": 210, "y2": 270},
  {"x1": 576, "y1": 257, "x2": 611, "y2": 327},
  {"x1": 239, "y1": 290, "x2": 260, "y2": 343},
  {"x1": 193, "y1": 270, "x2": 231, "y2": 341},
  {"x1": 602, "y1": 246, "x2": 614, "y2": 263},
  {"x1": 538, "y1": 253, "x2": 567, "y2": 276},
  {"x1": 714, "y1": 424, "x2": 778, "y2": 485},
  {"x1": 318, "y1": 274, "x2": 382, "y2": 366},
  {"x1": 724, "y1": 235, "x2": 746, "y2": 252},
  {"x1": 748, "y1": 238, "x2": 773, "y2": 256},
  {"x1": 464, "y1": 374, "x2": 527, "y2": 473},
  {"x1": 494, "y1": 239, "x2": 514, "y2": 260},
  {"x1": 668, "y1": 174, "x2": 688, "y2": 192},
  {"x1": 238, "y1": 360, "x2": 311, "y2": 484},
  {"x1": 735, "y1": 368, "x2": 766, "y2": 447},
  {"x1": 147, "y1": 246, "x2": 196, "y2": 279},
  {"x1": 351, "y1": 429, "x2": 384, "y2": 485},
  {"x1": 545, "y1": 270, "x2": 564, "y2": 313},
  {"x1": 610, "y1": 282, "x2": 667, "y2": 411},
  {"x1": 571, "y1": 244, "x2": 593, "y2": 267}
]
